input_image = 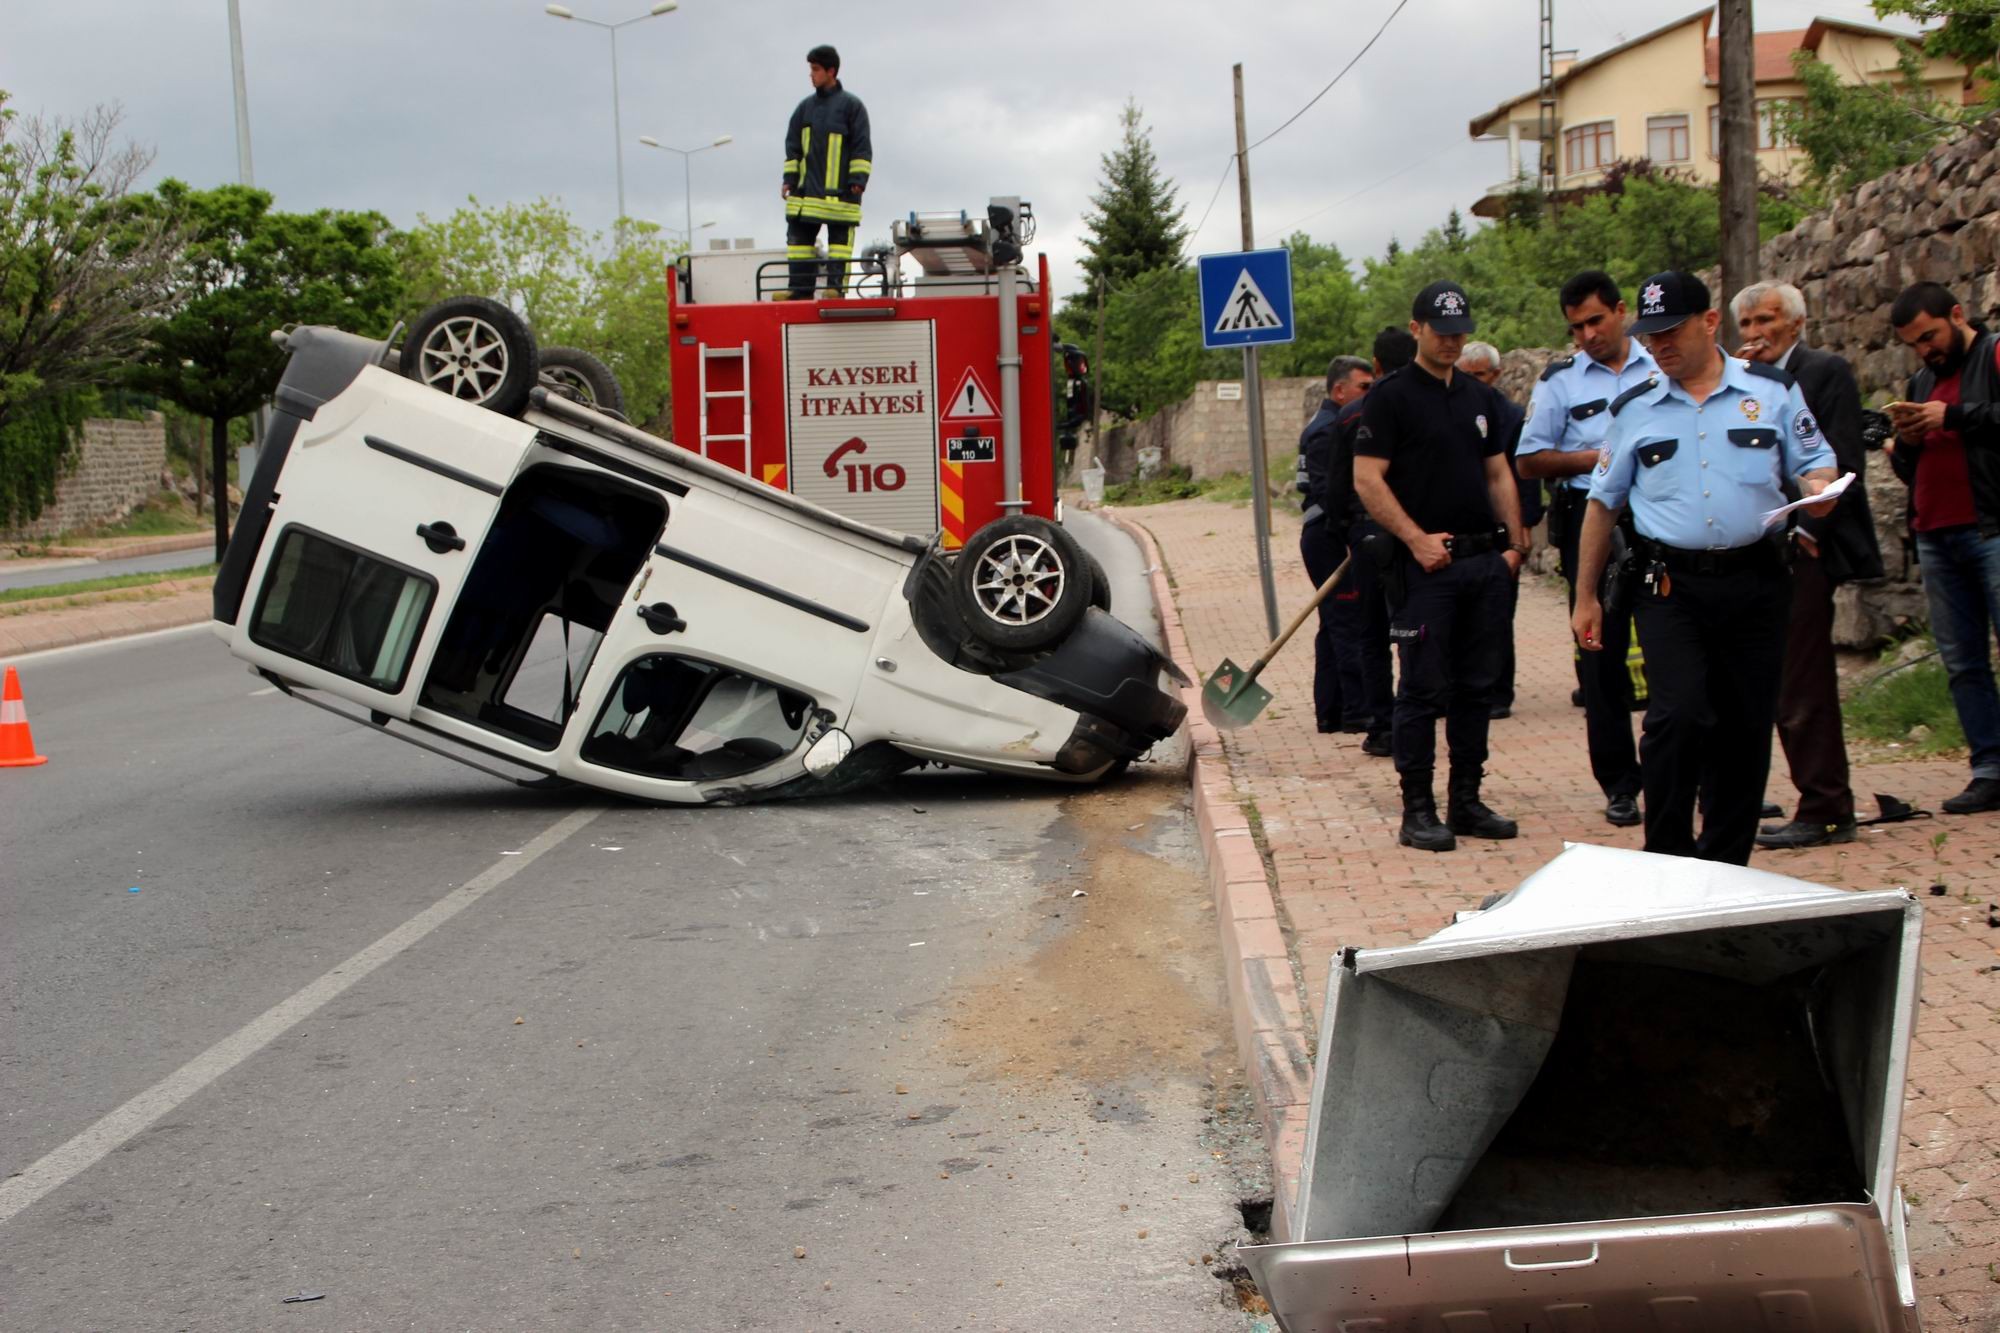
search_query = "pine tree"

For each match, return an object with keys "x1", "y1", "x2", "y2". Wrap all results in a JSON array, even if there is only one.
[{"x1": 1078, "y1": 99, "x2": 1188, "y2": 292}]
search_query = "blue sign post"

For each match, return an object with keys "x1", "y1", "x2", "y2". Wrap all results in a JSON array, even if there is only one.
[
  {"x1": 1198, "y1": 248, "x2": 1296, "y2": 350},
  {"x1": 1198, "y1": 248, "x2": 1296, "y2": 637}
]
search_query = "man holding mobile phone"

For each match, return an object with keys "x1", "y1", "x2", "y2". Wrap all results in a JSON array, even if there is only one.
[{"x1": 1887, "y1": 283, "x2": 2000, "y2": 814}]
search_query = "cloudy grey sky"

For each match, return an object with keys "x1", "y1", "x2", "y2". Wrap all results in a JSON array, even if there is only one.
[{"x1": 3, "y1": 0, "x2": 1908, "y2": 304}]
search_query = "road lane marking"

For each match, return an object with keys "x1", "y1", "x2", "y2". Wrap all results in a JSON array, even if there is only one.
[{"x1": 0, "y1": 804, "x2": 605, "y2": 1227}]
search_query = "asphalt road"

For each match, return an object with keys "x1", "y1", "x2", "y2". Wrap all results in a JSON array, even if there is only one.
[
  {"x1": 0, "y1": 513, "x2": 1267, "y2": 1331},
  {"x1": 0, "y1": 548, "x2": 215, "y2": 594}
]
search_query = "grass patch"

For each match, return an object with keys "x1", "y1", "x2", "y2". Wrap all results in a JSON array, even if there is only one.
[
  {"x1": 64, "y1": 491, "x2": 206, "y2": 541},
  {"x1": 1843, "y1": 637, "x2": 1965, "y2": 754},
  {"x1": 1102, "y1": 450, "x2": 1298, "y2": 509},
  {"x1": 0, "y1": 563, "x2": 217, "y2": 608}
]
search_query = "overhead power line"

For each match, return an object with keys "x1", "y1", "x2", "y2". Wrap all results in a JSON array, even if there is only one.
[
  {"x1": 1184, "y1": 0, "x2": 1417, "y2": 254},
  {"x1": 1244, "y1": 0, "x2": 1415, "y2": 154}
]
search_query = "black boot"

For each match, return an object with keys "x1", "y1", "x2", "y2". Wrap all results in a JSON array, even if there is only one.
[
  {"x1": 1447, "y1": 770, "x2": 1518, "y2": 840},
  {"x1": 1398, "y1": 771, "x2": 1456, "y2": 852}
]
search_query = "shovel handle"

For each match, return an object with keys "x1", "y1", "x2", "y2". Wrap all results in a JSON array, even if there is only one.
[{"x1": 1243, "y1": 555, "x2": 1351, "y2": 682}]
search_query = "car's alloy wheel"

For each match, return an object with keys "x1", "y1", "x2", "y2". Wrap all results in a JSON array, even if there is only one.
[
  {"x1": 952, "y1": 515, "x2": 1091, "y2": 652},
  {"x1": 972, "y1": 533, "x2": 1067, "y2": 628},
  {"x1": 416, "y1": 315, "x2": 512, "y2": 401},
  {"x1": 400, "y1": 295, "x2": 540, "y2": 417}
]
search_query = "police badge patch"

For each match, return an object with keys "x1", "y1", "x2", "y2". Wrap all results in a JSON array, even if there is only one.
[
  {"x1": 1740, "y1": 399, "x2": 1761, "y2": 421},
  {"x1": 1795, "y1": 411, "x2": 1819, "y2": 439}
]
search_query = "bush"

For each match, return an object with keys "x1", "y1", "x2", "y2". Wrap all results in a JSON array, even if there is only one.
[{"x1": 1843, "y1": 637, "x2": 1965, "y2": 753}]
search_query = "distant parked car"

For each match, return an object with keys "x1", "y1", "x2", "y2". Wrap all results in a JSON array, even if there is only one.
[{"x1": 207, "y1": 300, "x2": 1185, "y2": 803}]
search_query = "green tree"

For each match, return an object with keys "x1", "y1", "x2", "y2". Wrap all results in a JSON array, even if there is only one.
[
  {"x1": 0, "y1": 93, "x2": 179, "y2": 528},
  {"x1": 1875, "y1": 0, "x2": 1999, "y2": 109},
  {"x1": 1775, "y1": 44, "x2": 1961, "y2": 193},
  {"x1": 1258, "y1": 233, "x2": 1366, "y2": 379},
  {"x1": 129, "y1": 182, "x2": 404, "y2": 559},
  {"x1": 397, "y1": 197, "x2": 680, "y2": 430},
  {"x1": 1077, "y1": 99, "x2": 1188, "y2": 292}
]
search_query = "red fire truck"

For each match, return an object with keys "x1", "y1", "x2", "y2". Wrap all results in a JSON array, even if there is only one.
[{"x1": 663, "y1": 197, "x2": 1087, "y2": 549}]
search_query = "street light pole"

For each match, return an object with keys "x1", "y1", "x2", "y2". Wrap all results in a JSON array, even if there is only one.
[
  {"x1": 226, "y1": 0, "x2": 254, "y2": 186},
  {"x1": 636, "y1": 133, "x2": 733, "y2": 249},
  {"x1": 545, "y1": 2, "x2": 679, "y2": 234}
]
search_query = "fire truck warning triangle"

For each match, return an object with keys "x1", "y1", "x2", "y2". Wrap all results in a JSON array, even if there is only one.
[
  {"x1": 1213, "y1": 267, "x2": 1284, "y2": 333},
  {"x1": 943, "y1": 367, "x2": 999, "y2": 420}
]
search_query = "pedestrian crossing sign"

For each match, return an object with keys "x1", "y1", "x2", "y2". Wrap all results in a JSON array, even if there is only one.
[{"x1": 1198, "y1": 248, "x2": 1295, "y2": 349}]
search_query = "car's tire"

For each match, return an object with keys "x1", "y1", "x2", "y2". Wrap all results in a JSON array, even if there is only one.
[
  {"x1": 539, "y1": 344, "x2": 626, "y2": 416},
  {"x1": 953, "y1": 515, "x2": 1092, "y2": 652},
  {"x1": 1085, "y1": 551, "x2": 1112, "y2": 614},
  {"x1": 401, "y1": 296, "x2": 539, "y2": 417}
]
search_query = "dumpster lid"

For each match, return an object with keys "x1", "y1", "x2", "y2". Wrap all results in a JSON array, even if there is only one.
[{"x1": 1354, "y1": 843, "x2": 1914, "y2": 979}]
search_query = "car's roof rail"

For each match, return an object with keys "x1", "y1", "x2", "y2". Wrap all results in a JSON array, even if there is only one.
[{"x1": 526, "y1": 387, "x2": 927, "y2": 555}]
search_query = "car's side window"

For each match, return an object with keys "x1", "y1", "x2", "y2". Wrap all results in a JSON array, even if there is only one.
[
  {"x1": 249, "y1": 527, "x2": 436, "y2": 692},
  {"x1": 582, "y1": 656, "x2": 813, "y2": 781}
]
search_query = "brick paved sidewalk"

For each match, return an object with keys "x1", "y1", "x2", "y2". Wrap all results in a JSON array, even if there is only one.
[{"x1": 1121, "y1": 495, "x2": 2000, "y2": 1328}]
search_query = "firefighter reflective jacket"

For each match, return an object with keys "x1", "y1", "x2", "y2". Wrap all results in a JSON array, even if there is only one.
[{"x1": 784, "y1": 83, "x2": 872, "y2": 224}]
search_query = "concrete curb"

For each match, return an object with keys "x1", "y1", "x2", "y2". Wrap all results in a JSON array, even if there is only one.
[
  {"x1": 0, "y1": 587, "x2": 213, "y2": 660},
  {"x1": 1103, "y1": 506, "x2": 1314, "y2": 1242},
  {"x1": 8, "y1": 531, "x2": 215, "y2": 562}
]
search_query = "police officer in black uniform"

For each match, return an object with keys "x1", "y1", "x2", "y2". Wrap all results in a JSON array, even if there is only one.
[
  {"x1": 1296, "y1": 355, "x2": 1375, "y2": 732},
  {"x1": 1354, "y1": 282, "x2": 1528, "y2": 851},
  {"x1": 1326, "y1": 327, "x2": 1417, "y2": 757}
]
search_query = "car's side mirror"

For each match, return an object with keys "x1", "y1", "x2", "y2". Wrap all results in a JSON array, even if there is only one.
[{"x1": 803, "y1": 728, "x2": 853, "y2": 777}]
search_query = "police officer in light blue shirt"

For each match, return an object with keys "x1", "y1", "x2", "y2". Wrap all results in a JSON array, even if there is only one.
[
  {"x1": 1572, "y1": 271, "x2": 1840, "y2": 866},
  {"x1": 1517, "y1": 270, "x2": 1657, "y2": 828}
]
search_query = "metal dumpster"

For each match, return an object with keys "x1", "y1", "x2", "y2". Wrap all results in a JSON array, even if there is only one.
[{"x1": 1240, "y1": 843, "x2": 1923, "y2": 1332}]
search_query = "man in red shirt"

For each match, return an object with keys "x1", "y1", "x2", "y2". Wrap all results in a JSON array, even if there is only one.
[{"x1": 1888, "y1": 283, "x2": 2000, "y2": 813}]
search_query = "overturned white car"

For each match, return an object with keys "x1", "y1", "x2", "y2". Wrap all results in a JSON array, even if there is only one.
[{"x1": 208, "y1": 308, "x2": 1185, "y2": 803}]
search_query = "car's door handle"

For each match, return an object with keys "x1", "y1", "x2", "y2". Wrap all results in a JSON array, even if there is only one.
[
  {"x1": 637, "y1": 602, "x2": 687, "y2": 635},
  {"x1": 416, "y1": 521, "x2": 465, "y2": 554}
]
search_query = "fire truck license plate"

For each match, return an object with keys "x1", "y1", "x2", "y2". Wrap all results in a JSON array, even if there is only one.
[
  {"x1": 946, "y1": 435, "x2": 996, "y2": 463},
  {"x1": 784, "y1": 321, "x2": 940, "y2": 536}
]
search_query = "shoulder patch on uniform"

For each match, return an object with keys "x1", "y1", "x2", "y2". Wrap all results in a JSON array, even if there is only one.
[
  {"x1": 1538, "y1": 354, "x2": 1576, "y2": 382},
  {"x1": 1744, "y1": 360, "x2": 1796, "y2": 389},
  {"x1": 1609, "y1": 376, "x2": 1658, "y2": 417}
]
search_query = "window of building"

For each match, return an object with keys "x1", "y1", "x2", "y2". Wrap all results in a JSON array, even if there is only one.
[
  {"x1": 1564, "y1": 120, "x2": 1616, "y2": 176},
  {"x1": 1709, "y1": 100, "x2": 1794, "y2": 156},
  {"x1": 1646, "y1": 113, "x2": 1691, "y2": 163}
]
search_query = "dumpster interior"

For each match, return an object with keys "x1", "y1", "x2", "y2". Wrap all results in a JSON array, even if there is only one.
[{"x1": 1299, "y1": 903, "x2": 1910, "y2": 1243}]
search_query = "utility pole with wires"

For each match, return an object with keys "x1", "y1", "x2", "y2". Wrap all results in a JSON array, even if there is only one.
[
  {"x1": 1537, "y1": 0, "x2": 1558, "y2": 200},
  {"x1": 1232, "y1": 62, "x2": 1282, "y2": 640},
  {"x1": 1717, "y1": 0, "x2": 1760, "y2": 345}
]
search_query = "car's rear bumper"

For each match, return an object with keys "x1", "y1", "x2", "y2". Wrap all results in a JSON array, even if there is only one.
[{"x1": 995, "y1": 608, "x2": 1187, "y2": 770}]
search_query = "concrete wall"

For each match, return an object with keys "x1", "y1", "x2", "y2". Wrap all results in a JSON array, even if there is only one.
[
  {"x1": 1095, "y1": 377, "x2": 1322, "y2": 483},
  {"x1": 3, "y1": 415, "x2": 168, "y2": 542}
]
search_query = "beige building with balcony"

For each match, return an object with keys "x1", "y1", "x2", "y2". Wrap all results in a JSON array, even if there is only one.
[{"x1": 1468, "y1": 8, "x2": 1972, "y2": 217}]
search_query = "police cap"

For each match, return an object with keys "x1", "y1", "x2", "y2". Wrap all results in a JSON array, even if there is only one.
[
  {"x1": 1411, "y1": 280, "x2": 1475, "y2": 335},
  {"x1": 1630, "y1": 270, "x2": 1710, "y2": 335}
]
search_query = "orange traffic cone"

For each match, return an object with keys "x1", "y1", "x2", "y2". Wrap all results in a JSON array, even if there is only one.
[{"x1": 0, "y1": 665, "x2": 48, "y2": 767}]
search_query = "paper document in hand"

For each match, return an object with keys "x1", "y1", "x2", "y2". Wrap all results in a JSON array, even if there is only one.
[{"x1": 1760, "y1": 471, "x2": 1855, "y2": 527}]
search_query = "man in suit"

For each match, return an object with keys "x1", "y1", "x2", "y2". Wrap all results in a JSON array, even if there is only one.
[{"x1": 1734, "y1": 281, "x2": 1885, "y2": 848}]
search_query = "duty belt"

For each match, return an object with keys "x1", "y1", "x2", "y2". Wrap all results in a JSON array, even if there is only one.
[
  {"x1": 1444, "y1": 527, "x2": 1509, "y2": 557},
  {"x1": 1636, "y1": 536, "x2": 1781, "y2": 575}
]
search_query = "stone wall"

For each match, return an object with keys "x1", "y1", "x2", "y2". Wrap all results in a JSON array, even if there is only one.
[
  {"x1": 1092, "y1": 376, "x2": 1322, "y2": 483},
  {"x1": 3, "y1": 415, "x2": 168, "y2": 542}
]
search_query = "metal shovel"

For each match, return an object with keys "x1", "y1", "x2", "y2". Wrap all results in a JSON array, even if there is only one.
[{"x1": 1200, "y1": 555, "x2": 1350, "y2": 730}]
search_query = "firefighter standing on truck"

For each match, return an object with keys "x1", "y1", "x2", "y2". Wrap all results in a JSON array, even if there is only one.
[{"x1": 783, "y1": 44, "x2": 872, "y2": 300}]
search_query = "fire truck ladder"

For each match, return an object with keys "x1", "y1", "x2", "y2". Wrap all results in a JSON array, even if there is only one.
[{"x1": 697, "y1": 341, "x2": 750, "y2": 462}]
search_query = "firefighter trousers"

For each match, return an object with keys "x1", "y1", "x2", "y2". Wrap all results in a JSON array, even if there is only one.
[{"x1": 787, "y1": 216, "x2": 857, "y2": 298}]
